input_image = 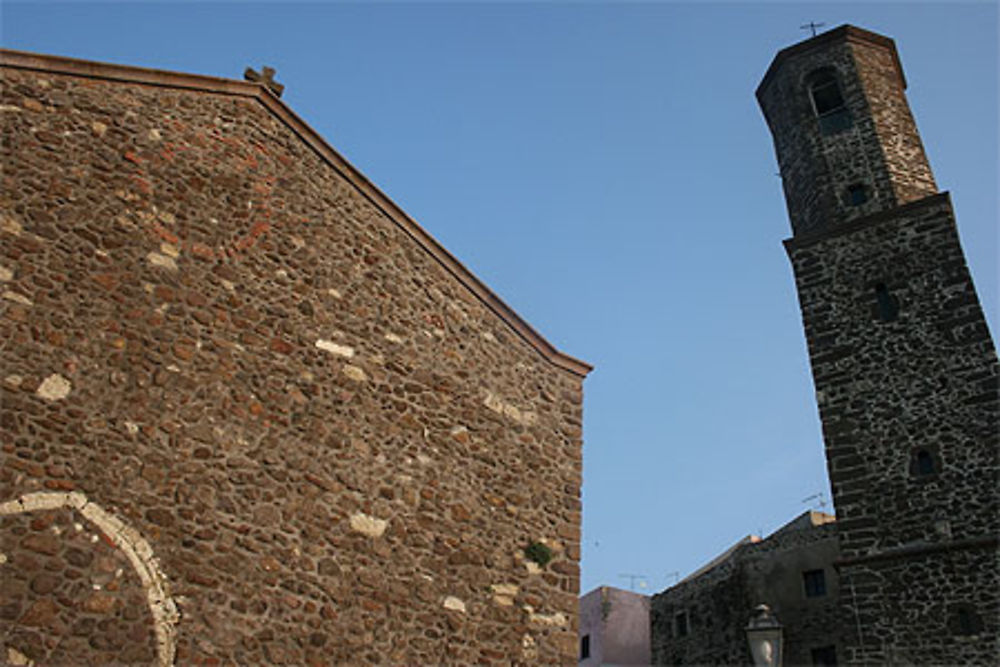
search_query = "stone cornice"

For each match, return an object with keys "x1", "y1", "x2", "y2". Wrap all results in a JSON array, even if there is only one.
[
  {"x1": 783, "y1": 192, "x2": 952, "y2": 255},
  {"x1": 0, "y1": 48, "x2": 592, "y2": 377}
]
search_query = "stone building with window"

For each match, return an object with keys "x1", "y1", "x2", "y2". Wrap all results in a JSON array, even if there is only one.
[
  {"x1": 0, "y1": 49, "x2": 590, "y2": 664},
  {"x1": 649, "y1": 511, "x2": 842, "y2": 666}
]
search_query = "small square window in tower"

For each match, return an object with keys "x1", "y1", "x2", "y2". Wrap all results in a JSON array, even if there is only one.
[{"x1": 803, "y1": 569, "x2": 827, "y2": 598}]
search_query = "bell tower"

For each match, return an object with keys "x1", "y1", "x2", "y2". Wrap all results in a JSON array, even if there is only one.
[{"x1": 758, "y1": 25, "x2": 998, "y2": 664}]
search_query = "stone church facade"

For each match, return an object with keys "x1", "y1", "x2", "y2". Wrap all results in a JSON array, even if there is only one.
[
  {"x1": 0, "y1": 50, "x2": 590, "y2": 664},
  {"x1": 758, "y1": 25, "x2": 998, "y2": 664}
]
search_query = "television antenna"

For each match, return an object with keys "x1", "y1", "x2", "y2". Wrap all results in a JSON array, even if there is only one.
[
  {"x1": 802, "y1": 492, "x2": 828, "y2": 510},
  {"x1": 618, "y1": 573, "x2": 649, "y2": 592}
]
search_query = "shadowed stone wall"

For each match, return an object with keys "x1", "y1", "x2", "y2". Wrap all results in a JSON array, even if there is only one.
[
  {"x1": 1, "y1": 54, "x2": 587, "y2": 664},
  {"x1": 650, "y1": 515, "x2": 843, "y2": 666}
]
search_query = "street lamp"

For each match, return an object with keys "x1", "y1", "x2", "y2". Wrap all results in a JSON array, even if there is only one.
[{"x1": 746, "y1": 604, "x2": 783, "y2": 667}]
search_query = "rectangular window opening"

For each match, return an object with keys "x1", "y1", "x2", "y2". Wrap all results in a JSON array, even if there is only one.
[
  {"x1": 803, "y1": 569, "x2": 827, "y2": 598},
  {"x1": 675, "y1": 611, "x2": 689, "y2": 637},
  {"x1": 818, "y1": 108, "x2": 852, "y2": 135},
  {"x1": 847, "y1": 183, "x2": 868, "y2": 206},
  {"x1": 580, "y1": 634, "x2": 590, "y2": 660},
  {"x1": 811, "y1": 82, "x2": 844, "y2": 116},
  {"x1": 811, "y1": 644, "x2": 838, "y2": 665},
  {"x1": 875, "y1": 283, "x2": 900, "y2": 322}
]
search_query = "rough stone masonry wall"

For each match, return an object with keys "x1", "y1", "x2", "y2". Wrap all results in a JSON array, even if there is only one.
[
  {"x1": 848, "y1": 38, "x2": 937, "y2": 208},
  {"x1": 649, "y1": 547, "x2": 747, "y2": 666},
  {"x1": 787, "y1": 194, "x2": 999, "y2": 663},
  {"x1": 0, "y1": 63, "x2": 585, "y2": 665}
]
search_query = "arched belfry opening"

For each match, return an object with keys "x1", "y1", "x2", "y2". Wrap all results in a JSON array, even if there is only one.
[{"x1": 805, "y1": 67, "x2": 851, "y2": 134}]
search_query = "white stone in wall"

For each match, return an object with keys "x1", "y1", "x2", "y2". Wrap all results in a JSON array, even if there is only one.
[
  {"x1": 483, "y1": 392, "x2": 537, "y2": 426},
  {"x1": 3, "y1": 291, "x2": 32, "y2": 306},
  {"x1": 0, "y1": 265, "x2": 13, "y2": 281},
  {"x1": 491, "y1": 583, "x2": 519, "y2": 606},
  {"x1": 443, "y1": 596, "x2": 466, "y2": 613},
  {"x1": 349, "y1": 512, "x2": 387, "y2": 538},
  {"x1": 316, "y1": 339, "x2": 354, "y2": 358},
  {"x1": 528, "y1": 610, "x2": 568, "y2": 627},
  {"x1": 36, "y1": 374, "x2": 71, "y2": 401},
  {"x1": 1, "y1": 213, "x2": 23, "y2": 236},
  {"x1": 342, "y1": 365, "x2": 367, "y2": 382},
  {"x1": 146, "y1": 252, "x2": 178, "y2": 271},
  {"x1": 6, "y1": 647, "x2": 31, "y2": 666}
]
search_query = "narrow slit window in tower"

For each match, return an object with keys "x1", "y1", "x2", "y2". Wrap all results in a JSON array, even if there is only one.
[
  {"x1": 674, "y1": 611, "x2": 689, "y2": 637},
  {"x1": 915, "y1": 449, "x2": 935, "y2": 476},
  {"x1": 875, "y1": 283, "x2": 899, "y2": 322}
]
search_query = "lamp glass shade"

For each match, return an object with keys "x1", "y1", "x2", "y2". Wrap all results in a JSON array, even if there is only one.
[
  {"x1": 747, "y1": 626, "x2": 783, "y2": 667},
  {"x1": 746, "y1": 605, "x2": 784, "y2": 667}
]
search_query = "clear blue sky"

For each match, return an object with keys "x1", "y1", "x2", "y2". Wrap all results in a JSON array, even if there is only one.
[{"x1": 4, "y1": 2, "x2": 997, "y2": 596}]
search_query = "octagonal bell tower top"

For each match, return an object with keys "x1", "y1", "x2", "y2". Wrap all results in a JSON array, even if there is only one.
[{"x1": 757, "y1": 25, "x2": 937, "y2": 237}]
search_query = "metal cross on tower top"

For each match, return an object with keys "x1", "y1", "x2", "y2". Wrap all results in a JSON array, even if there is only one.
[
  {"x1": 244, "y1": 65, "x2": 285, "y2": 97},
  {"x1": 800, "y1": 21, "x2": 826, "y2": 37}
]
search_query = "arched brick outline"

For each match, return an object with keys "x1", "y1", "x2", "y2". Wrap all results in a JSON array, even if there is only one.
[{"x1": 0, "y1": 491, "x2": 179, "y2": 666}]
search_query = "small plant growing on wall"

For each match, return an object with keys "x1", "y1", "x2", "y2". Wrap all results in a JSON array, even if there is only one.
[{"x1": 524, "y1": 541, "x2": 553, "y2": 567}]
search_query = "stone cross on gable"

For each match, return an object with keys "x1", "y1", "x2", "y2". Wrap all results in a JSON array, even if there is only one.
[{"x1": 244, "y1": 65, "x2": 285, "y2": 97}]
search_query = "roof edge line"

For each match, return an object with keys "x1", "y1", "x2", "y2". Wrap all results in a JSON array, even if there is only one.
[
  {"x1": 0, "y1": 48, "x2": 260, "y2": 96},
  {"x1": 756, "y1": 24, "x2": 905, "y2": 102},
  {"x1": 0, "y1": 48, "x2": 593, "y2": 377},
  {"x1": 256, "y1": 94, "x2": 593, "y2": 377}
]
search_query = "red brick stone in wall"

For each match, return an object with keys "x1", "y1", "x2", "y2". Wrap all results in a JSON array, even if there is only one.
[{"x1": 0, "y1": 54, "x2": 588, "y2": 664}]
